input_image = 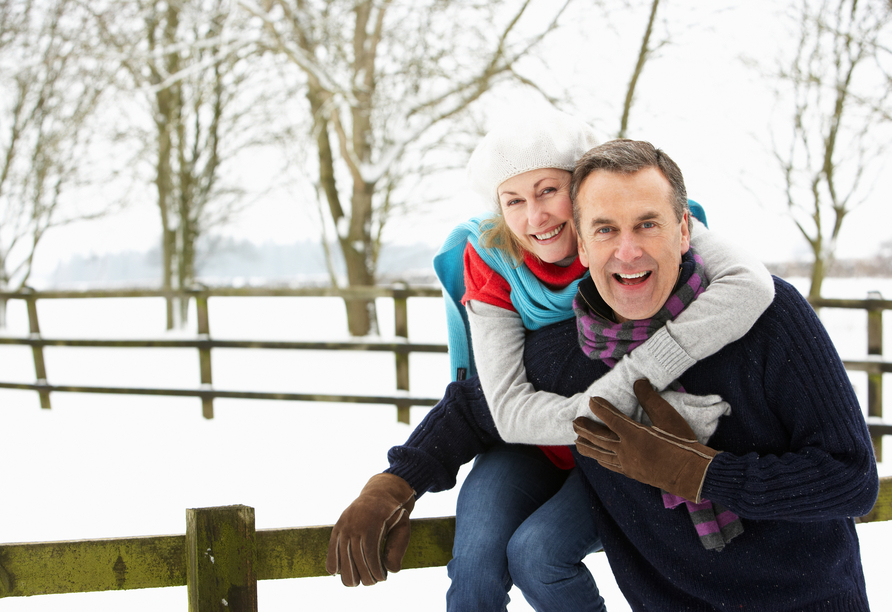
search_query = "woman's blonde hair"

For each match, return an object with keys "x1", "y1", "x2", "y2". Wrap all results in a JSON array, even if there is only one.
[{"x1": 478, "y1": 214, "x2": 527, "y2": 266}]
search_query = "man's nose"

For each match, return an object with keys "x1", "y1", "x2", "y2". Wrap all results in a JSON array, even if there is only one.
[{"x1": 614, "y1": 232, "x2": 642, "y2": 262}]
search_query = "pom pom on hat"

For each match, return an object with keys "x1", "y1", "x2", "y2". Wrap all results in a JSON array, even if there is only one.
[{"x1": 467, "y1": 109, "x2": 598, "y2": 208}]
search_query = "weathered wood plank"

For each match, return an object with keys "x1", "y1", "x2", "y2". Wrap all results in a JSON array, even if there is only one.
[
  {"x1": 254, "y1": 516, "x2": 455, "y2": 581},
  {"x1": 0, "y1": 534, "x2": 186, "y2": 597},
  {"x1": 0, "y1": 337, "x2": 449, "y2": 353},
  {"x1": 0, "y1": 381, "x2": 441, "y2": 406},
  {"x1": 4, "y1": 489, "x2": 892, "y2": 603},
  {"x1": 195, "y1": 294, "x2": 215, "y2": 419},
  {"x1": 186, "y1": 505, "x2": 257, "y2": 611},
  {"x1": 0, "y1": 286, "x2": 444, "y2": 300}
]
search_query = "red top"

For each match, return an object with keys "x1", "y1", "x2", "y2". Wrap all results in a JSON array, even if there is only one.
[{"x1": 460, "y1": 244, "x2": 587, "y2": 470}]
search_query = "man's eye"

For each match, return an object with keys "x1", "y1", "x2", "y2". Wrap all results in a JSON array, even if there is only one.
[
  {"x1": 641, "y1": 221, "x2": 656, "y2": 229},
  {"x1": 596, "y1": 227, "x2": 612, "y2": 234}
]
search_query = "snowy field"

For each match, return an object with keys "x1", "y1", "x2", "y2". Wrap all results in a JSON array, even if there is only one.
[{"x1": 1, "y1": 276, "x2": 891, "y2": 611}]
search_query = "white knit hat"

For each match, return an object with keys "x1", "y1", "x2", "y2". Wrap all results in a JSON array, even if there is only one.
[{"x1": 467, "y1": 109, "x2": 599, "y2": 209}]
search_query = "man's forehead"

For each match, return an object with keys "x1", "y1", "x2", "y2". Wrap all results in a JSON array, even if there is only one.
[{"x1": 576, "y1": 168, "x2": 674, "y2": 223}]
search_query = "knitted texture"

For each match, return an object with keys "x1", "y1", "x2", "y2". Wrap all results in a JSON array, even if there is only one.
[
  {"x1": 466, "y1": 109, "x2": 598, "y2": 208},
  {"x1": 385, "y1": 378, "x2": 502, "y2": 497}
]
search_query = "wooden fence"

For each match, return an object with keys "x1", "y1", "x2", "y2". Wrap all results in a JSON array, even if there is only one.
[
  {"x1": 0, "y1": 285, "x2": 446, "y2": 424},
  {"x1": 1, "y1": 285, "x2": 889, "y2": 443},
  {"x1": 0, "y1": 477, "x2": 890, "y2": 606}
]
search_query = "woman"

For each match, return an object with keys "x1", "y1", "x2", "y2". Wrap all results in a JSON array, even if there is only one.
[{"x1": 327, "y1": 109, "x2": 775, "y2": 611}]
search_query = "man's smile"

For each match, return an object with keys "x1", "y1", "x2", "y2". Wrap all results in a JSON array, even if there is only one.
[{"x1": 614, "y1": 271, "x2": 652, "y2": 286}]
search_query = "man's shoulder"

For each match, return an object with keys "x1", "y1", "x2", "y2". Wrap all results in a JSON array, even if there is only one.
[
  {"x1": 762, "y1": 276, "x2": 812, "y2": 319},
  {"x1": 741, "y1": 275, "x2": 824, "y2": 345},
  {"x1": 769, "y1": 275, "x2": 805, "y2": 304}
]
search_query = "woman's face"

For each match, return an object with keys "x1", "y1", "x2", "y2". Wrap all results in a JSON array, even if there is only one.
[{"x1": 498, "y1": 168, "x2": 578, "y2": 263}]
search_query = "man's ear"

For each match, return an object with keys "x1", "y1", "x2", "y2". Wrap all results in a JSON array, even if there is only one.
[
  {"x1": 578, "y1": 237, "x2": 590, "y2": 269},
  {"x1": 679, "y1": 212, "x2": 691, "y2": 255}
]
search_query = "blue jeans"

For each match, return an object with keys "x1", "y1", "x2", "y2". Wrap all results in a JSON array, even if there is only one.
[{"x1": 446, "y1": 444, "x2": 605, "y2": 612}]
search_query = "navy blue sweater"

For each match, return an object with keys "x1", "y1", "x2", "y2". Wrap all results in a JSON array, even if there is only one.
[{"x1": 387, "y1": 278, "x2": 879, "y2": 610}]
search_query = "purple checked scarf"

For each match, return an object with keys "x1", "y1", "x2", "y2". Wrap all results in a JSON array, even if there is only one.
[{"x1": 573, "y1": 248, "x2": 744, "y2": 552}]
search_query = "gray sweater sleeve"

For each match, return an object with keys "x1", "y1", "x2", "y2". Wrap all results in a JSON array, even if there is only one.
[{"x1": 471, "y1": 218, "x2": 774, "y2": 446}]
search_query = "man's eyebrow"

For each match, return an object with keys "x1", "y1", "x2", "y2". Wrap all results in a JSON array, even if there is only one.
[{"x1": 587, "y1": 209, "x2": 663, "y2": 227}]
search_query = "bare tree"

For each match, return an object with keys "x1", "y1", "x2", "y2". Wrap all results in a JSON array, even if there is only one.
[
  {"x1": 0, "y1": 0, "x2": 106, "y2": 326},
  {"x1": 618, "y1": 0, "x2": 666, "y2": 138},
  {"x1": 86, "y1": 0, "x2": 279, "y2": 327},
  {"x1": 771, "y1": 0, "x2": 891, "y2": 299},
  {"x1": 239, "y1": 0, "x2": 575, "y2": 336}
]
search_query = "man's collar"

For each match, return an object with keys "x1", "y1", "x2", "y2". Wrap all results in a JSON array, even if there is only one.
[{"x1": 576, "y1": 276, "x2": 617, "y2": 322}]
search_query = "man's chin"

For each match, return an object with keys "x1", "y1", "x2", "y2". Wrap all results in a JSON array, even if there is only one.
[{"x1": 609, "y1": 298, "x2": 661, "y2": 323}]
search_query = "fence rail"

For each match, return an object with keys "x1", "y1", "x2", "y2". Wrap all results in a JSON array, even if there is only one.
[{"x1": 2, "y1": 475, "x2": 890, "y2": 606}]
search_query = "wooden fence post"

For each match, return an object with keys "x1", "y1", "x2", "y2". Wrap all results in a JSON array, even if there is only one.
[
  {"x1": 393, "y1": 285, "x2": 411, "y2": 424},
  {"x1": 867, "y1": 291, "x2": 884, "y2": 461},
  {"x1": 23, "y1": 287, "x2": 50, "y2": 410},
  {"x1": 186, "y1": 505, "x2": 257, "y2": 612},
  {"x1": 195, "y1": 290, "x2": 214, "y2": 420}
]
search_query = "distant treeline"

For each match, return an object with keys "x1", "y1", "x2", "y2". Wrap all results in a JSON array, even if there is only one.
[
  {"x1": 45, "y1": 238, "x2": 440, "y2": 288},
  {"x1": 767, "y1": 256, "x2": 892, "y2": 279}
]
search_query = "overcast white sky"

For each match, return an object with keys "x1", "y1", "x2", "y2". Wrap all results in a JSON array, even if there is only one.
[{"x1": 29, "y1": 0, "x2": 891, "y2": 281}]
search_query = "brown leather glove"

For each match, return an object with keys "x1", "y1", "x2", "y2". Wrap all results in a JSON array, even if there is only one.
[
  {"x1": 326, "y1": 473, "x2": 416, "y2": 587},
  {"x1": 573, "y1": 379, "x2": 718, "y2": 503}
]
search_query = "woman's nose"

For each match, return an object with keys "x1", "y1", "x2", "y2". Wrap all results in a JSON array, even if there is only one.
[{"x1": 527, "y1": 199, "x2": 549, "y2": 227}]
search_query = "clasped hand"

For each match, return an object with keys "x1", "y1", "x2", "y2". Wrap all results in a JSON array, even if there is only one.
[{"x1": 573, "y1": 379, "x2": 718, "y2": 503}]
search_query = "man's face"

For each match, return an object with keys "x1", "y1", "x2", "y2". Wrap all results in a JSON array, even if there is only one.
[{"x1": 576, "y1": 166, "x2": 690, "y2": 322}]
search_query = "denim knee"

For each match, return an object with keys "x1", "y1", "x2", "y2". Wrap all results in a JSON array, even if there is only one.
[{"x1": 507, "y1": 521, "x2": 564, "y2": 588}]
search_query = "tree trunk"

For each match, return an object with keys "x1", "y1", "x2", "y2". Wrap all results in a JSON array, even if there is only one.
[
  {"x1": 340, "y1": 184, "x2": 378, "y2": 336},
  {"x1": 808, "y1": 248, "x2": 826, "y2": 301}
]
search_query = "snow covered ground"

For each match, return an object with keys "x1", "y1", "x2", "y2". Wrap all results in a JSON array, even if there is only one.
[{"x1": 1, "y1": 277, "x2": 890, "y2": 611}]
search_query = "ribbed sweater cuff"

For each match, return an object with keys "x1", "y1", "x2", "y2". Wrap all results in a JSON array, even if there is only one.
[
  {"x1": 630, "y1": 326, "x2": 698, "y2": 390},
  {"x1": 699, "y1": 452, "x2": 746, "y2": 503},
  {"x1": 384, "y1": 462, "x2": 436, "y2": 499}
]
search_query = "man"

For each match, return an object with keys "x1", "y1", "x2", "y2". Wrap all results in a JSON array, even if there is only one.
[
  {"x1": 562, "y1": 140, "x2": 878, "y2": 609},
  {"x1": 329, "y1": 140, "x2": 879, "y2": 610}
]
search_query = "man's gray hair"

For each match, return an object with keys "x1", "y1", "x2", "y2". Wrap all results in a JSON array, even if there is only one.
[{"x1": 570, "y1": 139, "x2": 690, "y2": 233}]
